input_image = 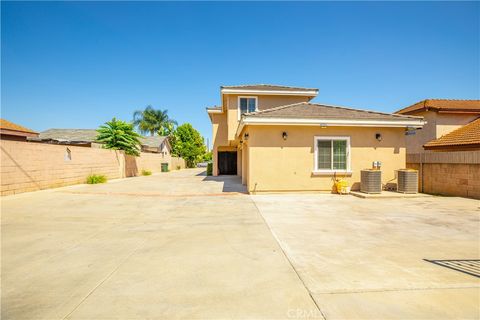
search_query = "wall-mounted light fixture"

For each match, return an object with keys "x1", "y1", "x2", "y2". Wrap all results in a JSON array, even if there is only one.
[
  {"x1": 244, "y1": 132, "x2": 249, "y2": 140},
  {"x1": 320, "y1": 123, "x2": 327, "y2": 129},
  {"x1": 282, "y1": 131, "x2": 288, "y2": 140},
  {"x1": 375, "y1": 133, "x2": 382, "y2": 142}
]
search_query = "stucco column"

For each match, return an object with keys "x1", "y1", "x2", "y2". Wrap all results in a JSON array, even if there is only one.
[
  {"x1": 241, "y1": 144, "x2": 247, "y2": 185},
  {"x1": 237, "y1": 147, "x2": 242, "y2": 177},
  {"x1": 212, "y1": 147, "x2": 218, "y2": 176}
]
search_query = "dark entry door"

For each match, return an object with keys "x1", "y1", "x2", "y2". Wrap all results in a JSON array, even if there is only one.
[{"x1": 218, "y1": 152, "x2": 237, "y2": 175}]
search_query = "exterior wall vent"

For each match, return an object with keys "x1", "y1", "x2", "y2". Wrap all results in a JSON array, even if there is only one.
[
  {"x1": 397, "y1": 169, "x2": 418, "y2": 194},
  {"x1": 360, "y1": 170, "x2": 382, "y2": 194}
]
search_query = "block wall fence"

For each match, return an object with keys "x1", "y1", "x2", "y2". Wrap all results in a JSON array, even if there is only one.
[
  {"x1": 1, "y1": 140, "x2": 185, "y2": 196},
  {"x1": 406, "y1": 151, "x2": 480, "y2": 200}
]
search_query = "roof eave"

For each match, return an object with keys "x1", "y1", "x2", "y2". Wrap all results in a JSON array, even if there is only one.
[
  {"x1": 423, "y1": 143, "x2": 480, "y2": 150},
  {"x1": 206, "y1": 107, "x2": 224, "y2": 121},
  {"x1": 206, "y1": 108, "x2": 223, "y2": 114},
  {"x1": 236, "y1": 117, "x2": 425, "y2": 138},
  {"x1": 395, "y1": 104, "x2": 480, "y2": 115},
  {"x1": 221, "y1": 88, "x2": 319, "y2": 97},
  {"x1": 0, "y1": 128, "x2": 39, "y2": 137}
]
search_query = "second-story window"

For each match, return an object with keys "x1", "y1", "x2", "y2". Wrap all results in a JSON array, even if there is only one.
[{"x1": 239, "y1": 97, "x2": 257, "y2": 116}]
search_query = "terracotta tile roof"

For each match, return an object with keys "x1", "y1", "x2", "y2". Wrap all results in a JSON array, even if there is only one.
[
  {"x1": 0, "y1": 118, "x2": 38, "y2": 135},
  {"x1": 245, "y1": 102, "x2": 422, "y2": 121},
  {"x1": 395, "y1": 99, "x2": 480, "y2": 115},
  {"x1": 221, "y1": 84, "x2": 318, "y2": 92},
  {"x1": 424, "y1": 118, "x2": 480, "y2": 150}
]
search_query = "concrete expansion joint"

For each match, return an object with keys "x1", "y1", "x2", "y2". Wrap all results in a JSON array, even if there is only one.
[
  {"x1": 59, "y1": 212, "x2": 183, "y2": 320},
  {"x1": 313, "y1": 285, "x2": 480, "y2": 295},
  {"x1": 250, "y1": 198, "x2": 328, "y2": 320},
  {"x1": 61, "y1": 238, "x2": 148, "y2": 320}
]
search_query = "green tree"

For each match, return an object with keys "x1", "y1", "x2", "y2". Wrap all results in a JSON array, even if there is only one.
[
  {"x1": 171, "y1": 123, "x2": 206, "y2": 168},
  {"x1": 96, "y1": 118, "x2": 142, "y2": 156},
  {"x1": 133, "y1": 106, "x2": 177, "y2": 136},
  {"x1": 203, "y1": 151, "x2": 212, "y2": 162}
]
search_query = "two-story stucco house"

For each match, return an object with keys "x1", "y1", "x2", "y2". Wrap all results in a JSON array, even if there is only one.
[
  {"x1": 207, "y1": 84, "x2": 424, "y2": 193},
  {"x1": 395, "y1": 99, "x2": 480, "y2": 153}
]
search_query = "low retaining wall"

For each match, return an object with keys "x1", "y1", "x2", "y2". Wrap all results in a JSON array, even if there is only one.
[
  {"x1": 407, "y1": 151, "x2": 480, "y2": 199},
  {"x1": 1, "y1": 140, "x2": 185, "y2": 196}
]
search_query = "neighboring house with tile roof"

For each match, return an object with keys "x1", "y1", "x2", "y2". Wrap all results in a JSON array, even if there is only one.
[
  {"x1": 423, "y1": 118, "x2": 480, "y2": 151},
  {"x1": 0, "y1": 118, "x2": 39, "y2": 141},
  {"x1": 395, "y1": 99, "x2": 480, "y2": 153},
  {"x1": 206, "y1": 84, "x2": 425, "y2": 193}
]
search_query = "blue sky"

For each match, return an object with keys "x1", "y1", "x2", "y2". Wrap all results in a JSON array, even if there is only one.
[{"x1": 2, "y1": 1, "x2": 479, "y2": 144}]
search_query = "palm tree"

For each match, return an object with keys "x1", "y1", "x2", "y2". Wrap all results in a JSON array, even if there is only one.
[
  {"x1": 96, "y1": 118, "x2": 142, "y2": 156},
  {"x1": 133, "y1": 106, "x2": 177, "y2": 136}
]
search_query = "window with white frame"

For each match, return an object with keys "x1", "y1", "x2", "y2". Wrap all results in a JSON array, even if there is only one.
[
  {"x1": 238, "y1": 97, "x2": 257, "y2": 117},
  {"x1": 314, "y1": 136, "x2": 350, "y2": 172}
]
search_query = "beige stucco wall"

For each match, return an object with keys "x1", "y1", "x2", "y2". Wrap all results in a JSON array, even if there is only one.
[
  {"x1": 211, "y1": 94, "x2": 314, "y2": 175},
  {"x1": 435, "y1": 112, "x2": 478, "y2": 137},
  {"x1": 225, "y1": 94, "x2": 311, "y2": 141},
  {"x1": 1, "y1": 140, "x2": 185, "y2": 196},
  {"x1": 211, "y1": 112, "x2": 229, "y2": 176},
  {"x1": 171, "y1": 157, "x2": 186, "y2": 170},
  {"x1": 243, "y1": 125, "x2": 406, "y2": 193},
  {"x1": 135, "y1": 152, "x2": 172, "y2": 173},
  {"x1": 237, "y1": 148, "x2": 242, "y2": 177},
  {"x1": 405, "y1": 111, "x2": 436, "y2": 154},
  {"x1": 405, "y1": 111, "x2": 478, "y2": 154},
  {"x1": 211, "y1": 113, "x2": 228, "y2": 147},
  {"x1": 241, "y1": 143, "x2": 248, "y2": 185}
]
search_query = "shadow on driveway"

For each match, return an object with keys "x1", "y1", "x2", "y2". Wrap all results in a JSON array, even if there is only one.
[{"x1": 199, "y1": 171, "x2": 248, "y2": 193}]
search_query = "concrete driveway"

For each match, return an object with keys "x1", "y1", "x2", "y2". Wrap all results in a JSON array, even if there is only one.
[
  {"x1": 2, "y1": 168, "x2": 479, "y2": 319},
  {"x1": 253, "y1": 194, "x2": 480, "y2": 319},
  {"x1": 1, "y1": 169, "x2": 319, "y2": 319}
]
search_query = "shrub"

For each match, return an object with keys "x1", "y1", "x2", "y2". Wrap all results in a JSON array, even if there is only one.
[
  {"x1": 141, "y1": 169, "x2": 152, "y2": 176},
  {"x1": 87, "y1": 174, "x2": 107, "y2": 184},
  {"x1": 206, "y1": 162, "x2": 213, "y2": 176},
  {"x1": 176, "y1": 165, "x2": 181, "y2": 170}
]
